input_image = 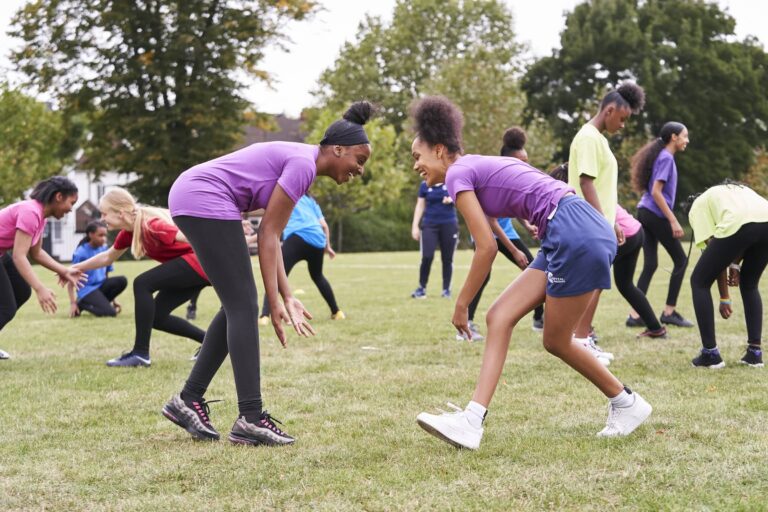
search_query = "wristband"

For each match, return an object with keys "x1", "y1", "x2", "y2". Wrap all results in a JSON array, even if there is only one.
[
  {"x1": 719, "y1": 298, "x2": 731, "y2": 305},
  {"x1": 729, "y1": 263, "x2": 741, "y2": 271}
]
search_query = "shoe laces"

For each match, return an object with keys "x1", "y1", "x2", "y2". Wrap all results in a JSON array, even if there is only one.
[
  {"x1": 604, "y1": 403, "x2": 621, "y2": 432},
  {"x1": 191, "y1": 399, "x2": 221, "y2": 427},
  {"x1": 259, "y1": 411, "x2": 288, "y2": 435}
]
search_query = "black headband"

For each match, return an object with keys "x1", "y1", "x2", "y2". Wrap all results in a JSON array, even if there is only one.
[{"x1": 320, "y1": 119, "x2": 370, "y2": 146}]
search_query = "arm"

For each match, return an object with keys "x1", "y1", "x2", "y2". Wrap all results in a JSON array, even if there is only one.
[
  {"x1": 580, "y1": 175, "x2": 624, "y2": 245},
  {"x1": 717, "y1": 268, "x2": 732, "y2": 319},
  {"x1": 519, "y1": 218, "x2": 539, "y2": 239},
  {"x1": 411, "y1": 197, "x2": 426, "y2": 241},
  {"x1": 650, "y1": 180, "x2": 683, "y2": 238},
  {"x1": 488, "y1": 218, "x2": 528, "y2": 269},
  {"x1": 67, "y1": 283, "x2": 80, "y2": 318},
  {"x1": 12, "y1": 231, "x2": 58, "y2": 313},
  {"x1": 454, "y1": 191, "x2": 498, "y2": 339},
  {"x1": 318, "y1": 217, "x2": 336, "y2": 259},
  {"x1": 28, "y1": 238, "x2": 86, "y2": 288},
  {"x1": 71, "y1": 246, "x2": 126, "y2": 271}
]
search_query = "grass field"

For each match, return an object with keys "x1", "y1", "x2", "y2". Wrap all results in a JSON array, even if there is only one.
[{"x1": 1, "y1": 249, "x2": 767, "y2": 511}]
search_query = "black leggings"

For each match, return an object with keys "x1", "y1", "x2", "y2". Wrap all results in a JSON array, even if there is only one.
[
  {"x1": 0, "y1": 253, "x2": 32, "y2": 332},
  {"x1": 260, "y1": 234, "x2": 339, "y2": 317},
  {"x1": 419, "y1": 222, "x2": 458, "y2": 290},
  {"x1": 690, "y1": 222, "x2": 768, "y2": 349},
  {"x1": 468, "y1": 239, "x2": 544, "y2": 322},
  {"x1": 132, "y1": 258, "x2": 208, "y2": 355},
  {"x1": 174, "y1": 216, "x2": 263, "y2": 418},
  {"x1": 613, "y1": 230, "x2": 662, "y2": 330},
  {"x1": 637, "y1": 207, "x2": 688, "y2": 306},
  {"x1": 78, "y1": 276, "x2": 128, "y2": 317}
]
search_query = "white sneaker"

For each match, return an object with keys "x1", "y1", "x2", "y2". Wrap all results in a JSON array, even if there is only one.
[
  {"x1": 596, "y1": 392, "x2": 652, "y2": 437},
  {"x1": 416, "y1": 402, "x2": 483, "y2": 450},
  {"x1": 0, "y1": 348, "x2": 10, "y2": 360},
  {"x1": 574, "y1": 336, "x2": 613, "y2": 364},
  {"x1": 455, "y1": 322, "x2": 485, "y2": 342}
]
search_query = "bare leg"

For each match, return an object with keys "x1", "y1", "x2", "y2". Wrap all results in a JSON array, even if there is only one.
[{"x1": 573, "y1": 289, "x2": 601, "y2": 338}]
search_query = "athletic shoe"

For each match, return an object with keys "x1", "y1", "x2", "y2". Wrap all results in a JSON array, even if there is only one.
[
  {"x1": 660, "y1": 310, "x2": 694, "y2": 327},
  {"x1": 106, "y1": 351, "x2": 151, "y2": 367},
  {"x1": 190, "y1": 346, "x2": 201, "y2": 361},
  {"x1": 739, "y1": 346, "x2": 764, "y2": 368},
  {"x1": 625, "y1": 315, "x2": 645, "y2": 328},
  {"x1": 588, "y1": 326, "x2": 599, "y2": 343},
  {"x1": 596, "y1": 391, "x2": 652, "y2": 437},
  {"x1": 162, "y1": 395, "x2": 220, "y2": 441},
  {"x1": 228, "y1": 412, "x2": 296, "y2": 446},
  {"x1": 532, "y1": 317, "x2": 544, "y2": 332},
  {"x1": 441, "y1": 289, "x2": 451, "y2": 298},
  {"x1": 456, "y1": 321, "x2": 485, "y2": 342},
  {"x1": 637, "y1": 326, "x2": 668, "y2": 339},
  {"x1": 575, "y1": 337, "x2": 613, "y2": 365},
  {"x1": 331, "y1": 310, "x2": 346, "y2": 320},
  {"x1": 411, "y1": 287, "x2": 427, "y2": 299},
  {"x1": 0, "y1": 348, "x2": 10, "y2": 360},
  {"x1": 186, "y1": 304, "x2": 196, "y2": 320},
  {"x1": 691, "y1": 348, "x2": 725, "y2": 369},
  {"x1": 416, "y1": 402, "x2": 483, "y2": 450},
  {"x1": 258, "y1": 316, "x2": 270, "y2": 326}
]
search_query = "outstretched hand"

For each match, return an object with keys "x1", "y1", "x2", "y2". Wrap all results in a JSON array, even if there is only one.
[{"x1": 58, "y1": 267, "x2": 88, "y2": 289}]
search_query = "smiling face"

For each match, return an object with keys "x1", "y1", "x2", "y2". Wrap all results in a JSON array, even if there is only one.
[
  {"x1": 328, "y1": 144, "x2": 371, "y2": 184},
  {"x1": 671, "y1": 127, "x2": 690, "y2": 152},
  {"x1": 49, "y1": 193, "x2": 78, "y2": 219},
  {"x1": 99, "y1": 202, "x2": 133, "y2": 231},
  {"x1": 411, "y1": 137, "x2": 449, "y2": 186},
  {"x1": 603, "y1": 104, "x2": 633, "y2": 134}
]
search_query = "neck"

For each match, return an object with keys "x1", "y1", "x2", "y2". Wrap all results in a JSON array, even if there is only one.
[
  {"x1": 589, "y1": 113, "x2": 606, "y2": 133},
  {"x1": 664, "y1": 141, "x2": 677, "y2": 155}
]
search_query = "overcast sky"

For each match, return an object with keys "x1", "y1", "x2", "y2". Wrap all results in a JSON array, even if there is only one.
[{"x1": 1, "y1": 0, "x2": 766, "y2": 116}]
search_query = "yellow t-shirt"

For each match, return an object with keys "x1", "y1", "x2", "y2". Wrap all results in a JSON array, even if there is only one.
[
  {"x1": 568, "y1": 123, "x2": 618, "y2": 224},
  {"x1": 688, "y1": 184, "x2": 768, "y2": 248}
]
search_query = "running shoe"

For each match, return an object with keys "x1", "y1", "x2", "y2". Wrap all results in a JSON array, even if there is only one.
[
  {"x1": 596, "y1": 391, "x2": 652, "y2": 437},
  {"x1": 186, "y1": 304, "x2": 196, "y2": 320},
  {"x1": 739, "y1": 346, "x2": 764, "y2": 368},
  {"x1": 331, "y1": 310, "x2": 346, "y2": 320},
  {"x1": 441, "y1": 289, "x2": 451, "y2": 299},
  {"x1": 625, "y1": 315, "x2": 645, "y2": 328},
  {"x1": 106, "y1": 351, "x2": 150, "y2": 367},
  {"x1": 416, "y1": 402, "x2": 483, "y2": 450},
  {"x1": 660, "y1": 310, "x2": 694, "y2": 327},
  {"x1": 532, "y1": 317, "x2": 544, "y2": 332},
  {"x1": 228, "y1": 412, "x2": 296, "y2": 446},
  {"x1": 691, "y1": 348, "x2": 725, "y2": 369},
  {"x1": 411, "y1": 287, "x2": 427, "y2": 299},
  {"x1": 456, "y1": 321, "x2": 485, "y2": 342},
  {"x1": 0, "y1": 348, "x2": 10, "y2": 360},
  {"x1": 162, "y1": 395, "x2": 220, "y2": 441},
  {"x1": 575, "y1": 337, "x2": 612, "y2": 365},
  {"x1": 637, "y1": 326, "x2": 668, "y2": 339}
]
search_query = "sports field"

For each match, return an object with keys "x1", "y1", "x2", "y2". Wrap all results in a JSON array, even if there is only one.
[{"x1": 2, "y1": 249, "x2": 766, "y2": 511}]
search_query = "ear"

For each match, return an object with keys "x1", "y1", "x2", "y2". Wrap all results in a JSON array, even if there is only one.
[
  {"x1": 54, "y1": 191, "x2": 65, "y2": 203},
  {"x1": 333, "y1": 145, "x2": 343, "y2": 157},
  {"x1": 434, "y1": 143, "x2": 445, "y2": 159}
]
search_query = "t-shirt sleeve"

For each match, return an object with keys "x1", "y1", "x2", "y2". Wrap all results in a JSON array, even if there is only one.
[
  {"x1": 72, "y1": 246, "x2": 85, "y2": 264},
  {"x1": 277, "y1": 156, "x2": 316, "y2": 203},
  {"x1": 445, "y1": 166, "x2": 475, "y2": 201},
  {"x1": 418, "y1": 181, "x2": 428, "y2": 198},
  {"x1": 146, "y1": 218, "x2": 179, "y2": 246},
  {"x1": 570, "y1": 135, "x2": 601, "y2": 179},
  {"x1": 652, "y1": 155, "x2": 675, "y2": 184},
  {"x1": 688, "y1": 193, "x2": 715, "y2": 249},
  {"x1": 113, "y1": 230, "x2": 133, "y2": 250},
  {"x1": 15, "y1": 208, "x2": 43, "y2": 239}
]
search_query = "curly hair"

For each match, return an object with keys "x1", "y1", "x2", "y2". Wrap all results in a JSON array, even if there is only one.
[
  {"x1": 500, "y1": 127, "x2": 527, "y2": 157},
  {"x1": 630, "y1": 122, "x2": 687, "y2": 193},
  {"x1": 600, "y1": 82, "x2": 646, "y2": 114},
  {"x1": 410, "y1": 96, "x2": 463, "y2": 154},
  {"x1": 342, "y1": 101, "x2": 375, "y2": 125}
]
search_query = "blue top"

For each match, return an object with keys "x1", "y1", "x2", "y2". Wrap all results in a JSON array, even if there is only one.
[
  {"x1": 419, "y1": 181, "x2": 457, "y2": 225},
  {"x1": 72, "y1": 243, "x2": 114, "y2": 300},
  {"x1": 284, "y1": 195, "x2": 326, "y2": 249},
  {"x1": 496, "y1": 218, "x2": 520, "y2": 240}
]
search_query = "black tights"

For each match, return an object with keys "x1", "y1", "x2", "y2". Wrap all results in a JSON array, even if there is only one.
[
  {"x1": 613, "y1": 230, "x2": 662, "y2": 330},
  {"x1": 260, "y1": 234, "x2": 339, "y2": 317},
  {"x1": 132, "y1": 258, "x2": 208, "y2": 355},
  {"x1": 637, "y1": 207, "x2": 688, "y2": 307},
  {"x1": 0, "y1": 253, "x2": 31, "y2": 333},
  {"x1": 690, "y1": 222, "x2": 768, "y2": 349},
  {"x1": 175, "y1": 216, "x2": 263, "y2": 419},
  {"x1": 78, "y1": 276, "x2": 128, "y2": 317},
  {"x1": 468, "y1": 239, "x2": 544, "y2": 322}
]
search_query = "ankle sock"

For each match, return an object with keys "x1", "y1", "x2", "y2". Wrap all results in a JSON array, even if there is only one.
[
  {"x1": 609, "y1": 386, "x2": 635, "y2": 408},
  {"x1": 465, "y1": 401, "x2": 487, "y2": 429}
]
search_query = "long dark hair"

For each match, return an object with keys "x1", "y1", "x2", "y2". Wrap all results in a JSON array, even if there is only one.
[
  {"x1": 30, "y1": 176, "x2": 78, "y2": 204},
  {"x1": 630, "y1": 122, "x2": 687, "y2": 193},
  {"x1": 78, "y1": 220, "x2": 107, "y2": 247},
  {"x1": 410, "y1": 96, "x2": 464, "y2": 154}
]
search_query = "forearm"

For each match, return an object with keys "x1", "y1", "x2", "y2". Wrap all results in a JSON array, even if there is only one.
[
  {"x1": 73, "y1": 251, "x2": 112, "y2": 271},
  {"x1": 68, "y1": 284, "x2": 77, "y2": 304},
  {"x1": 456, "y1": 245, "x2": 497, "y2": 309},
  {"x1": 580, "y1": 179, "x2": 603, "y2": 215},
  {"x1": 717, "y1": 270, "x2": 729, "y2": 299},
  {"x1": 31, "y1": 249, "x2": 69, "y2": 275},
  {"x1": 259, "y1": 232, "x2": 289, "y2": 308},
  {"x1": 652, "y1": 190, "x2": 677, "y2": 224}
]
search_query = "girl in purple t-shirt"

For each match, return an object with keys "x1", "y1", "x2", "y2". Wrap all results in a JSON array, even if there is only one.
[
  {"x1": 629, "y1": 122, "x2": 693, "y2": 328},
  {"x1": 161, "y1": 102, "x2": 373, "y2": 446},
  {"x1": 410, "y1": 96, "x2": 652, "y2": 450},
  {"x1": 0, "y1": 177, "x2": 85, "y2": 360}
]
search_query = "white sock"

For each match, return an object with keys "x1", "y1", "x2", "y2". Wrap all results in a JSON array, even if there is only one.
[
  {"x1": 465, "y1": 401, "x2": 487, "y2": 429},
  {"x1": 609, "y1": 387, "x2": 635, "y2": 408}
]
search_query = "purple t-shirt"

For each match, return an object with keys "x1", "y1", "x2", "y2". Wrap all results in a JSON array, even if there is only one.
[
  {"x1": 169, "y1": 142, "x2": 319, "y2": 220},
  {"x1": 638, "y1": 149, "x2": 677, "y2": 218},
  {"x1": 0, "y1": 200, "x2": 47, "y2": 254},
  {"x1": 445, "y1": 155, "x2": 574, "y2": 238}
]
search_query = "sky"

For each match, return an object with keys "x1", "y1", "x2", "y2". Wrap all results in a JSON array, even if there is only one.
[{"x1": 1, "y1": 0, "x2": 766, "y2": 117}]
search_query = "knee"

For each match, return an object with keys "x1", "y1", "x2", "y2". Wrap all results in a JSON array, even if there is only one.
[
  {"x1": 0, "y1": 306, "x2": 18, "y2": 329},
  {"x1": 133, "y1": 274, "x2": 152, "y2": 293},
  {"x1": 485, "y1": 304, "x2": 519, "y2": 332},
  {"x1": 643, "y1": 258, "x2": 658, "y2": 271},
  {"x1": 542, "y1": 337, "x2": 567, "y2": 358},
  {"x1": 114, "y1": 276, "x2": 128, "y2": 289}
]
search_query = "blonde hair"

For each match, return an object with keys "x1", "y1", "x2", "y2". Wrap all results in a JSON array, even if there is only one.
[{"x1": 99, "y1": 188, "x2": 176, "y2": 259}]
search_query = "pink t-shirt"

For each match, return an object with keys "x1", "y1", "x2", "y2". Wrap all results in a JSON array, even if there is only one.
[
  {"x1": 615, "y1": 205, "x2": 642, "y2": 238},
  {"x1": 168, "y1": 142, "x2": 319, "y2": 220},
  {"x1": 0, "y1": 200, "x2": 47, "y2": 253}
]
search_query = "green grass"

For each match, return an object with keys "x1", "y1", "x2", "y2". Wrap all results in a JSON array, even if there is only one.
[{"x1": 1, "y1": 249, "x2": 767, "y2": 511}]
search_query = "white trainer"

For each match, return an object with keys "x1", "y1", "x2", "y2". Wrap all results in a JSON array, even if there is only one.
[
  {"x1": 574, "y1": 336, "x2": 613, "y2": 365},
  {"x1": 596, "y1": 392, "x2": 652, "y2": 437},
  {"x1": 0, "y1": 348, "x2": 10, "y2": 360},
  {"x1": 417, "y1": 403, "x2": 483, "y2": 450}
]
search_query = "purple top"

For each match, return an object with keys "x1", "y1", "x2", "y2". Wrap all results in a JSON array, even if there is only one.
[
  {"x1": 168, "y1": 142, "x2": 319, "y2": 220},
  {"x1": 445, "y1": 155, "x2": 574, "y2": 238},
  {"x1": 638, "y1": 149, "x2": 677, "y2": 218}
]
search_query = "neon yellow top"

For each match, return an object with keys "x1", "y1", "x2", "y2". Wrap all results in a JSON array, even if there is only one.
[
  {"x1": 688, "y1": 184, "x2": 768, "y2": 248},
  {"x1": 568, "y1": 123, "x2": 618, "y2": 224}
]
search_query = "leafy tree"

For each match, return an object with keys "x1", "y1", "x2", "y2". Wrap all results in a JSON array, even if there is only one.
[
  {"x1": 0, "y1": 84, "x2": 69, "y2": 204},
  {"x1": 11, "y1": 0, "x2": 317, "y2": 204},
  {"x1": 523, "y1": 0, "x2": 768, "y2": 200}
]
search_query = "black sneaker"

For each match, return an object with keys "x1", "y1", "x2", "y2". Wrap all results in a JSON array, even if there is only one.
[
  {"x1": 162, "y1": 395, "x2": 220, "y2": 441},
  {"x1": 625, "y1": 315, "x2": 645, "y2": 328},
  {"x1": 739, "y1": 346, "x2": 764, "y2": 368},
  {"x1": 660, "y1": 311, "x2": 694, "y2": 328},
  {"x1": 186, "y1": 304, "x2": 197, "y2": 320},
  {"x1": 692, "y1": 348, "x2": 725, "y2": 369},
  {"x1": 228, "y1": 411, "x2": 296, "y2": 446}
]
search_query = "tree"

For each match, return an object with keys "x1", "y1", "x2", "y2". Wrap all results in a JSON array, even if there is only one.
[
  {"x1": 0, "y1": 84, "x2": 69, "y2": 204},
  {"x1": 523, "y1": 0, "x2": 768, "y2": 200},
  {"x1": 11, "y1": 0, "x2": 317, "y2": 204}
]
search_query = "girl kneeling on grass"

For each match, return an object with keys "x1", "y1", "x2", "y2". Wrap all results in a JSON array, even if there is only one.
[
  {"x1": 411, "y1": 96, "x2": 652, "y2": 450},
  {"x1": 72, "y1": 188, "x2": 210, "y2": 367},
  {"x1": 0, "y1": 177, "x2": 86, "y2": 360},
  {"x1": 688, "y1": 182, "x2": 768, "y2": 369}
]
